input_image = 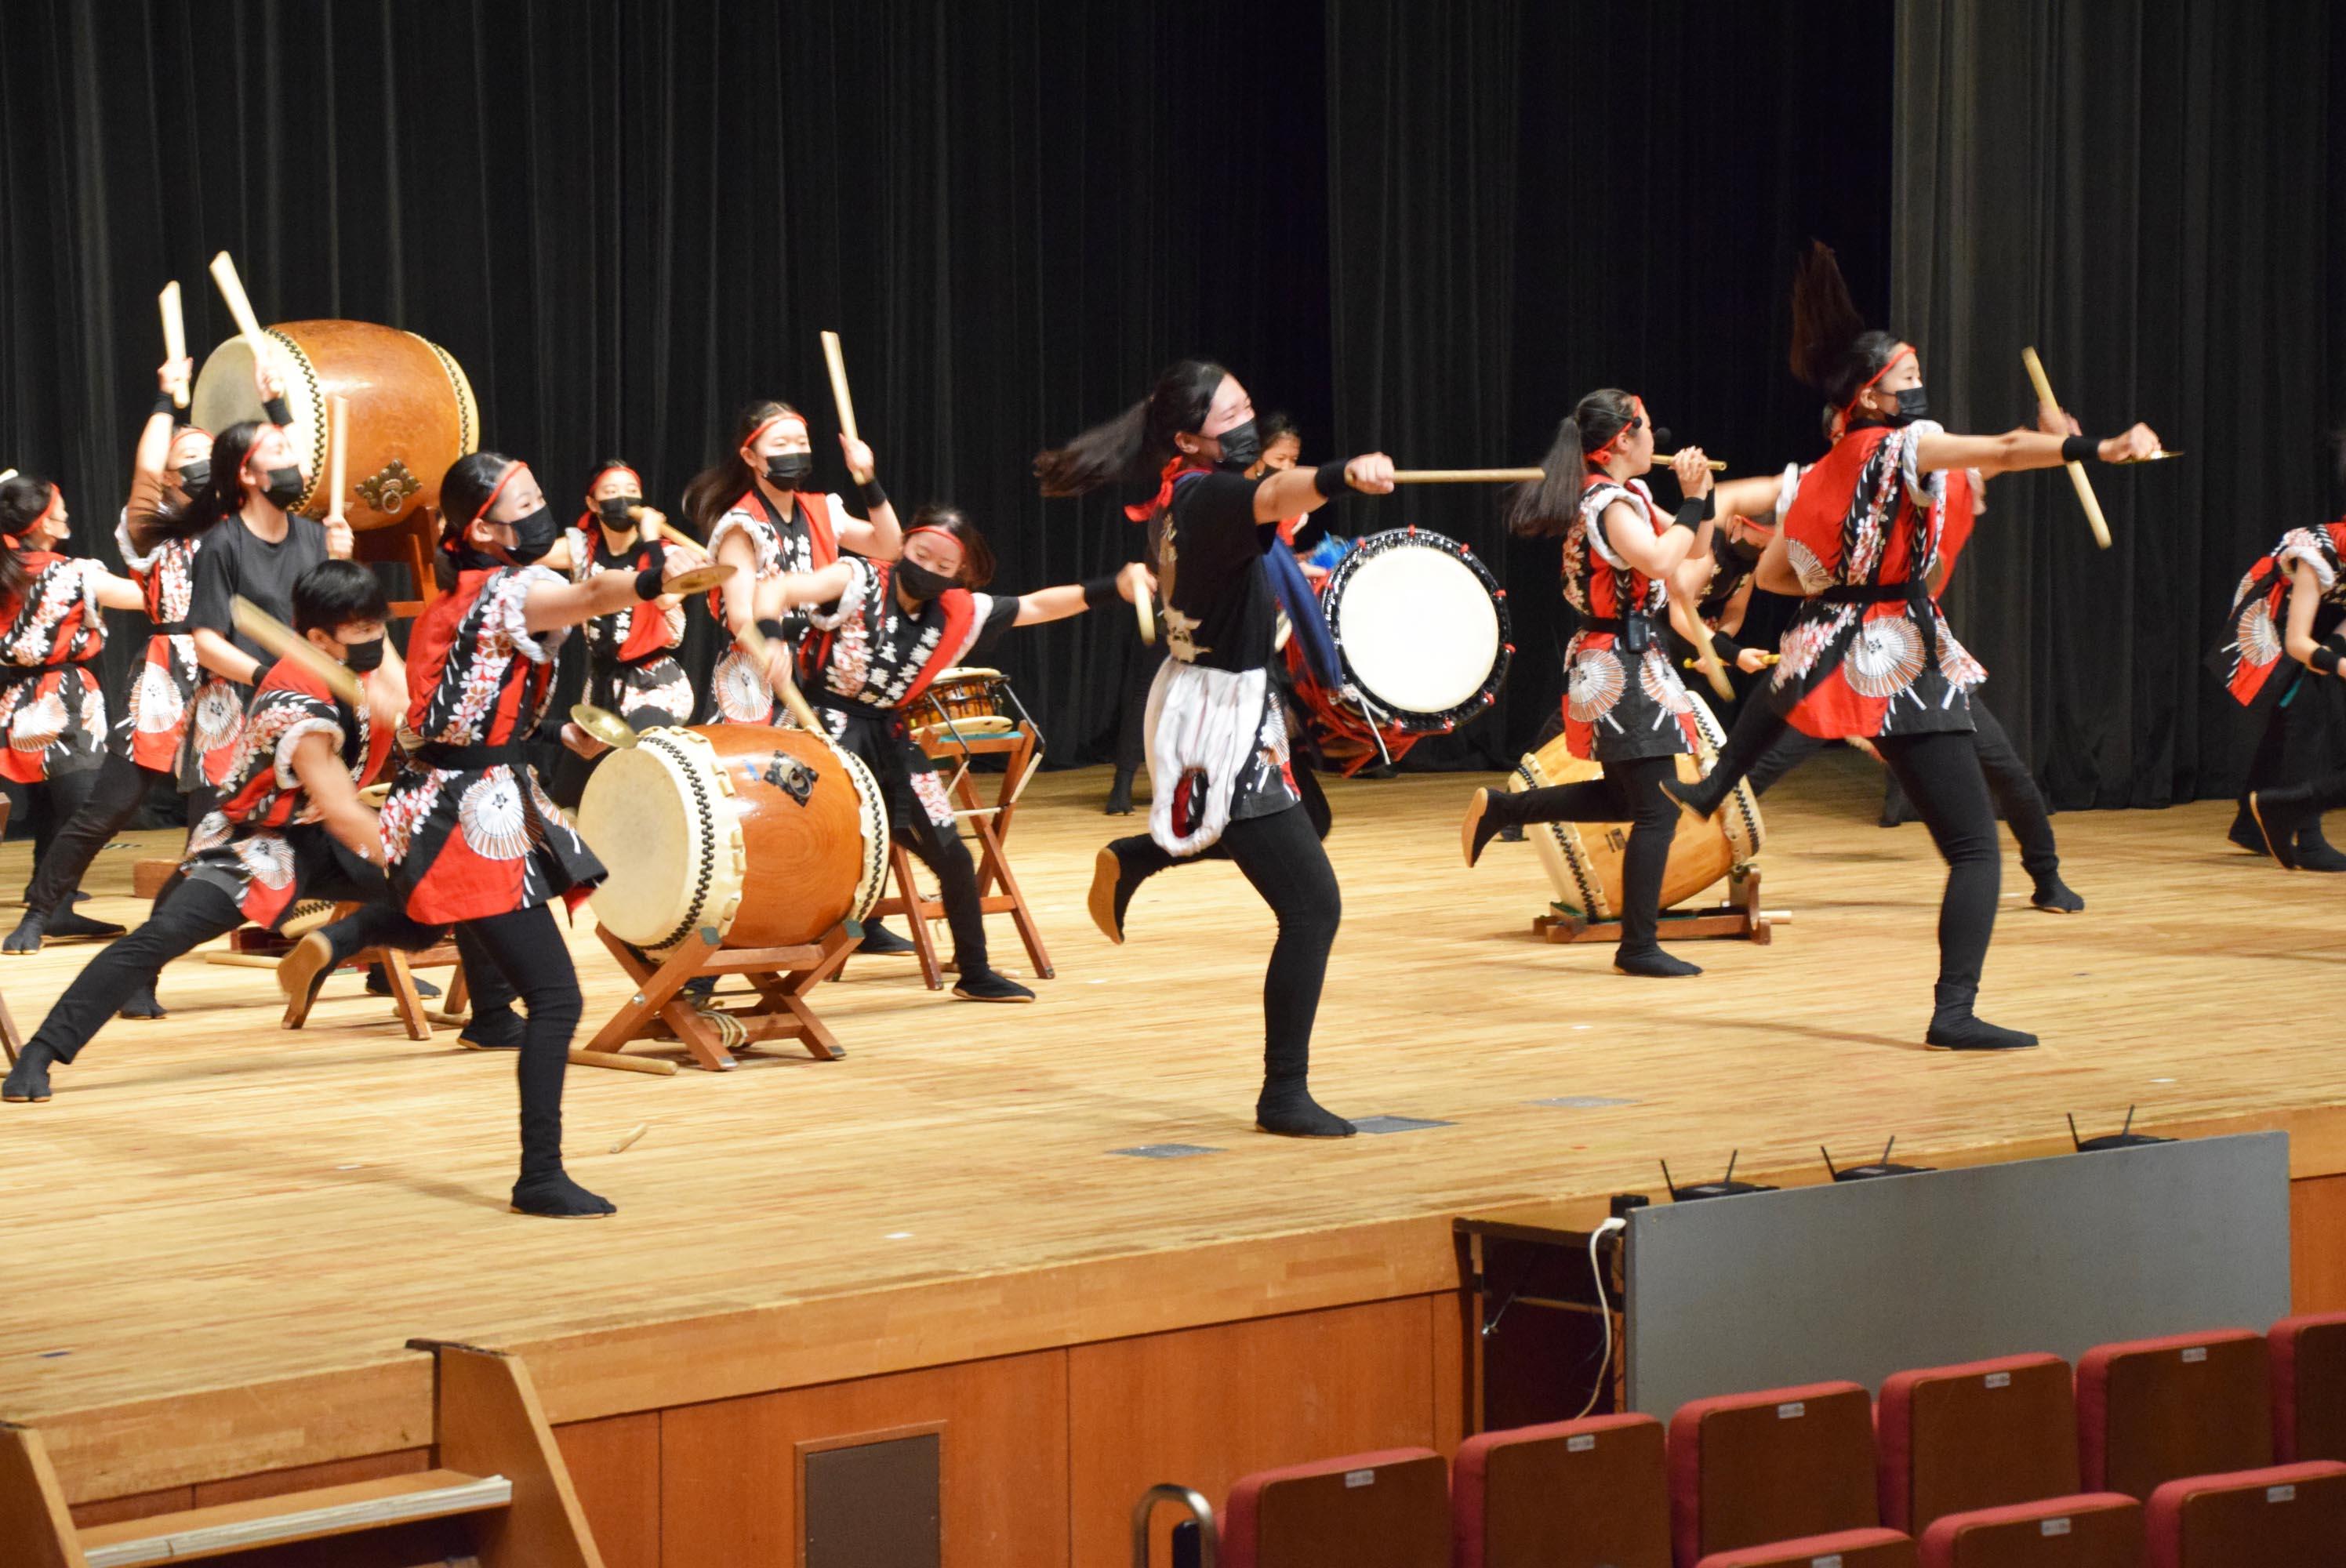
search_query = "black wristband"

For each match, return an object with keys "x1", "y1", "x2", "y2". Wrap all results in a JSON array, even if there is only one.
[
  {"x1": 1313, "y1": 461, "x2": 1361, "y2": 499},
  {"x1": 262, "y1": 394, "x2": 294, "y2": 428},
  {"x1": 1669, "y1": 499, "x2": 1705, "y2": 534},
  {"x1": 2314, "y1": 644, "x2": 2343, "y2": 677},
  {"x1": 247, "y1": 657, "x2": 276, "y2": 689},
  {"x1": 1080, "y1": 574, "x2": 1121, "y2": 612},
  {"x1": 633, "y1": 563, "x2": 666, "y2": 601},
  {"x1": 858, "y1": 476, "x2": 888, "y2": 513},
  {"x1": 754, "y1": 618, "x2": 790, "y2": 644},
  {"x1": 152, "y1": 390, "x2": 179, "y2": 418},
  {"x1": 1707, "y1": 627, "x2": 1746, "y2": 662},
  {"x1": 2060, "y1": 434, "x2": 2097, "y2": 464}
]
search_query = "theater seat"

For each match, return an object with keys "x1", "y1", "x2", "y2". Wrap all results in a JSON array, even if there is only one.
[
  {"x1": 1452, "y1": 1414, "x2": 1669, "y2": 1567},
  {"x1": 2143, "y1": 1460, "x2": 2346, "y2": 1568},
  {"x1": 1694, "y1": 1527, "x2": 1914, "y2": 1567},
  {"x1": 2075, "y1": 1329, "x2": 2269, "y2": 1499},
  {"x1": 1669, "y1": 1381, "x2": 1880, "y2": 1568},
  {"x1": 1914, "y1": 1493, "x2": 2139, "y2": 1567},
  {"x1": 1876, "y1": 1354, "x2": 2078, "y2": 1534},
  {"x1": 2267, "y1": 1311, "x2": 2346, "y2": 1462},
  {"x1": 1220, "y1": 1446, "x2": 1448, "y2": 1568}
]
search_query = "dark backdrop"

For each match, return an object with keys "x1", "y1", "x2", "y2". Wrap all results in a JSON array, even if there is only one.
[{"x1": 25, "y1": 2, "x2": 2312, "y2": 806}]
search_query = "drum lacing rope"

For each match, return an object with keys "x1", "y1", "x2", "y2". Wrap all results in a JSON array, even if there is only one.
[
  {"x1": 637, "y1": 732, "x2": 720, "y2": 953},
  {"x1": 689, "y1": 996, "x2": 748, "y2": 1053}
]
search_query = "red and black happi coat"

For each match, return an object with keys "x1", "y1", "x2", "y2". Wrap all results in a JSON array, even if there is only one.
[
  {"x1": 2209, "y1": 521, "x2": 2346, "y2": 707},
  {"x1": 379, "y1": 564, "x2": 603, "y2": 925},
  {"x1": 561, "y1": 523, "x2": 692, "y2": 724},
  {"x1": 709, "y1": 488, "x2": 842, "y2": 726},
  {"x1": 1558, "y1": 476, "x2": 1699, "y2": 764},
  {"x1": 1767, "y1": 422, "x2": 1986, "y2": 740},
  {"x1": 113, "y1": 515, "x2": 208, "y2": 784},
  {"x1": 0, "y1": 551, "x2": 111, "y2": 785},
  {"x1": 180, "y1": 658, "x2": 393, "y2": 927}
]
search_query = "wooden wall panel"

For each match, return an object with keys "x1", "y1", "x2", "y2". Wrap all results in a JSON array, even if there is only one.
[
  {"x1": 658, "y1": 1351, "x2": 1067, "y2": 1568},
  {"x1": 188, "y1": 1446, "x2": 427, "y2": 1507},
  {"x1": 2293, "y1": 1174, "x2": 2346, "y2": 1314},
  {"x1": 558, "y1": 1413, "x2": 661, "y2": 1568},
  {"x1": 65, "y1": 1483, "x2": 189, "y2": 1530},
  {"x1": 1067, "y1": 1297, "x2": 1439, "y2": 1568}
]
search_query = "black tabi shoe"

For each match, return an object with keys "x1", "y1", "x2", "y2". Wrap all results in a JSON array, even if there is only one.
[
  {"x1": 459, "y1": 1007, "x2": 525, "y2": 1051},
  {"x1": 951, "y1": 967, "x2": 1035, "y2": 1004},
  {"x1": 1612, "y1": 946, "x2": 1703, "y2": 978},
  {"x1": 1104, "y1": 771, "x2": 1136, "y2": 816},
  {"x1": 278, "y1": 932, "x2": 345, "y2": 1029},
  {"x1": 1462, "y1": 788, "x2": 1520, "y2": 869},
  {"x1": 116, "y1": 985, "x2": 168, "y2": 1021},
  {"x1": 510, "y1": 1170, "x2": 616, "y2": 1218},
  {"x1": 2293, "y1": 826, "x2": 2346, "y2": 873},
  {"x1": 3, "y1": 1043, "x2": 57, "y2": 1103},
  {"x1": 365, "y1": 964, "x2": 440, "y2": 999},
  {"x1": 43, "y1": 909, "x2": 125, "y2": 942},
  {"x1": 2, "y1": 909, "x2": 45, "y2": 955},
  {"x1": 1088, "y1": 845, "x2": 1135, "y2": 946},
  {"x1": 1255, "y1": 1083, "x2": 1356, "y2": 1138},
  {"x1": 2029, "y1": 871, "x2": 2086, "y2": 913},
  {"x1": 2249, "y1": 789, "x2": 2310, "y2": 871},
  {"x1": 1658, "y1": 773, "x2": 1723, "y2": 820},
  {"x1": 1923, "y1": 983, "x2": 2038, "y2": 1051},
  {"x1": 857, "y1": 922, "x2": 920, "y2": 956},
  {"x1": 2227, "y1": 804, "x2": 2272, "y2": 855}
]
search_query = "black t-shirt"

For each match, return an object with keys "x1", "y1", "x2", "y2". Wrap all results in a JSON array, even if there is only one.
[
  {"x1": 188, "y1": 514, "x2": 332, "y2": 670},
  {"x1": 1158, "y1": 470, "x2": 1276, "y2": 673}
]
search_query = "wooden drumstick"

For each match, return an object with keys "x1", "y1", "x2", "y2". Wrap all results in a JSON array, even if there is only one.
[
  {"x1": 325, "y1": 394, "x2": 350, "y2": 525},
  {"x1": 735, "y1": 617, "x2": 823, "y2": 732},
  {"x1": 0, "y1": 470, "x2": 15, "y2": 485},
  {"x1": 2021, "y1": 347, "x2": 2112, "y2": 549},
  {"x1": 1653, "y1": 452, "x2": 1730, "y2": 472},
  {"x1": 820, "y1": 329, "x2": 872, "y2": 484},
  {"x1": 1135, "y1": 591, "x2": 1157, "y2": 647},
  {"x1": 159, "y1": 281, "x2": 189, "y2": 408},
  {"x1": 231, "y1": 594, "x2": 364, "y2": 707},
  {"x1": 1391, "y1": 467, "x2": 1546, "y2": 484},
  {"x1": 208, "y1": 251, "x2": 270, "y2": 355},
  {"x1": 1667, "y1": 590, "x2": 1735, "y2": 702}
]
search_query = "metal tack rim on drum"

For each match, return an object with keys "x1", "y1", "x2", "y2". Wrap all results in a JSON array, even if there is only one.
[{"x1": 1319, "y1": 527, "x2": 1513, "y2": 733}]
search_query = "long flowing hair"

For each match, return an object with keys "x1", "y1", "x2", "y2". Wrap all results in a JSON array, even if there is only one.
[
  {"x1": 1033, "y1": 359, "x2": 1227, "y2": 497},
  {"x1": 1508, "y1": 389, "x2": 1639, "y2": 539}
]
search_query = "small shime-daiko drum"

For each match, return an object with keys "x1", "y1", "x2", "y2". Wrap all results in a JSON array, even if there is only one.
[
  {"x1": 191, "y1": 319, "x2": 480, "y2": 529},
  {"x1": 1285, "y1": 528, "x2": 1512, "y2": 774},
  {"x1": 576, "y1": 724, "x2": 889, "y2": 953},
  {"x1": 1509, "y1": 691, "x2": 1763, "y2": 920},
  {"x1": 912, "y1": 667, "x2": 1026, "y2": 742}
]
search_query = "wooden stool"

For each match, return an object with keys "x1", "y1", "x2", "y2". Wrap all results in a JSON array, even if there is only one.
[
  {"x1": 581, "y1": 921, "x2": 858, "y2": 1073},
  {"x1": 860, "y1": 722, "x2": 1053, "y2": 989},
  {"x1": 274, "y1": 902, "x2": 471, "y2": 1041},
  {"x1": 0, "y1": 1339, "x2": 601, "y2": 1567}
]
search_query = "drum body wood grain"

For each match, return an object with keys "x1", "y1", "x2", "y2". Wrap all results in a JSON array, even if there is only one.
[
  {"x1": 190, "y1": 320, "x2": 479, "y2": 530},
  {"x1": 577, "y1": 724, "x2": 888, "y2": 953}
]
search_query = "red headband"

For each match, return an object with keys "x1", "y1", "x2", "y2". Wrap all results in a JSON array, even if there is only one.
[
  {"x1": 471, "y1": 461, "x2": 525, "y2": 525},
  {"x1": 586, "y1": 464, "x2": 641, "y2": 496},
  {"x1": 1841, "y1": 343, "x2": 1916, "y2": 421},
  {"x1": 1585, "y1": 396, "x2": 1647, "y2": 468},
  {"x1": 743, "y1": 412, "x2": 808, "y2": 452},
  {"x1": 4, "y1": 484, "x2": 60, "y2": 548},
  {"x1": 901, "y1": 524, "x2": 960, "y2": 550}
]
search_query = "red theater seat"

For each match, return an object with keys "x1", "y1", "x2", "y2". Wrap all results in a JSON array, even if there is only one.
[
  {"x1": 2267, "y1": 1311, "x2": 2346, "y2": 1463},
  {"x1": 2143, "y1": 1460, "x2": 2346, "y2": 1568},
  {"x1": 2074, "y1": 1329, "x2": 2269, "y2": 1499},
  {"x1": 1694, "y1": 1527, "x2": 1914, "y2": 1567},
  {"x1": 1452, "y1": 1414, "x2": 1669, "y2": 1567},
  {"x1": 1669, "y1": 1381, "x2": 1880, "y2": 1568},
  {"x1": 1220, "y1": 1446, "x2": 1449, "y2": 1568},
  {"x1": 1914, "y1": 1493, "x2": 2140, "y2": 1567},
  {"x1": 1876, "y1": 1354, "x2": 2079, "y2": 1534}
]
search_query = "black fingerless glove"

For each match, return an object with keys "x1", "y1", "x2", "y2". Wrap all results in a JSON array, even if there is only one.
[{"x1": 1080, "y1": 575, "x2": 1121, "y2": 612}]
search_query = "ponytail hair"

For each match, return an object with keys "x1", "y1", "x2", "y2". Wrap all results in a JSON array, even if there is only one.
[
  {"x1": 0, "y1": 473, "x2": 54, "y2": 600},
  {"x1": 903, "y1": 503, "x2": 997, "y2": 590},
  {"x1": 1789, "y1": 240, "x2": 1904, "y2": 410},
  {"x1": 433, "y1": 450, "x2": 517, "y2": 590},
  {"x1": 1508, "y1": 389, "x2": 1639, "y2": 538},
  {"x1": 1034, "y1": 358, "x2": 1227, "y2": 498},
  {"x1": 682, "y1": 400, "x2": 802, "y2": 536}
]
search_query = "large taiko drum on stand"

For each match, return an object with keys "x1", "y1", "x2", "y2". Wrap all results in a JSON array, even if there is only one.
[
  {"x1": 191, "y1": 320, "x2": 480, "y2": 528},
  {"x1": 1509, "y1": 691, "x2": 1763, "y2": 919},
  {"x1": 1284, "y1": 528, "x2": 1512, "y2": 774},
  {"x1": 576, "y1": 724, "x2": 890, "y2": 954}
]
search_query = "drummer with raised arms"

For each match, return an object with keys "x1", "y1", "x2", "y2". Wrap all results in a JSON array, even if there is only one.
[
  {"x1": 1037, "y1": 359, "x2": 1396, "y2": 1138},
  {"x1": 380, "y1": 452, "x2": 706, "y2": 1218},
  {"x1": 753, "y1": 504, "x2": 1152, "y2": 1003},
  {"x1": 1461, "y1": 391, "x2": 1724, "y2": 979}
]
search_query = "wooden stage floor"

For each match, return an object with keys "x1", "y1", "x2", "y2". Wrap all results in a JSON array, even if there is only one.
[{"x1": 5, "y1": 753, "x2": 2344, "y2": 1506}]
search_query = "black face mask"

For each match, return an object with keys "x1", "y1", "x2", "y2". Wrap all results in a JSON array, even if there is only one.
[
  {"x1": 173, "y1": 460, "x2": 212, "y2": 495},
  {"x1": 500, "y1": 503, "x2": 560, "y2": 565},
  {"x1": 763, "y1": 452, "x2": 814, "y2": 488},
  {"x1": 895, "y1": 559, "x2": 957, "y2": 604},
  {"x1": 596, "y1": 495, "x2": 641, "y2": 528},
  {"x1": 260, "y1": 466, "x2": 305, "y2": 509},
  {"x1": 1890, "y1": 386, "x2": 1929, "y2": 424},
  {"x1": 1211, "y1": 419, "x2": 1261, "y2": 473},
  {"x1": 341, "y1": 634, "x2": 387, "y2": 675}
]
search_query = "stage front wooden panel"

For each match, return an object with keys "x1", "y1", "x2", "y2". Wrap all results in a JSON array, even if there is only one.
[{"x1": 5, "y1": 758, "x2": 2344, "y2": 1566}]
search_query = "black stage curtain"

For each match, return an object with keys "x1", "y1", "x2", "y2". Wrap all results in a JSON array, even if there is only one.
[
  {"x1": 5, "y1": 0, "x2": 1905, "y2": 779},
  {"x1": 1894, "y1": 0, "x2": 2346, "y2": 808}
]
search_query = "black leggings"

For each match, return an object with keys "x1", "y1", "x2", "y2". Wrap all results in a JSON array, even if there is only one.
[
  {"x1": 452, "y1": 904, "x2": 582, "y2": 1181},
  {"x1": 5, "y1": 764, "x2": 104, "y2": 906},
  {"x1": 1505, "y1": 754, "x2": 1680, "y2": 953},
  {"x1": 1872, "y1": 730, "x2": 2001, "y2": 993},
  {"x1": 28, "y1": 878, "x2": 444, "y2": 1065},
  {"x1": 1109, "y1": 801, "x2": 1340, "y2": 1087},
  {"x1": 899, "y1": 814, "x2": 991, "y2": 971},
  {"x1": 20, "y1": 750, "x2": 169, "y2": 913}
]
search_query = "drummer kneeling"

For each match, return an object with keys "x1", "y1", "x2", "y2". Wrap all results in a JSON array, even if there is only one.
[{"x1": 758, "y1": 504, "x2": 1149, "y2": 1003}]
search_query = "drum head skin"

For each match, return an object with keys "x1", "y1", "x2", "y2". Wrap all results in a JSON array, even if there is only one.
[
  {"x1": 1333, "y1": 545, "x2": 1502, "y2": 714},
  {"x1": 578, "y1": 737, "x2": 740, "y2": 950}
]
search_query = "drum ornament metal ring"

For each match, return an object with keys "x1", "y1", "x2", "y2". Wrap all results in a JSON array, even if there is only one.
[{"x1": 1317, "y1": 527, "x2": 1513, "y2": 733}]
